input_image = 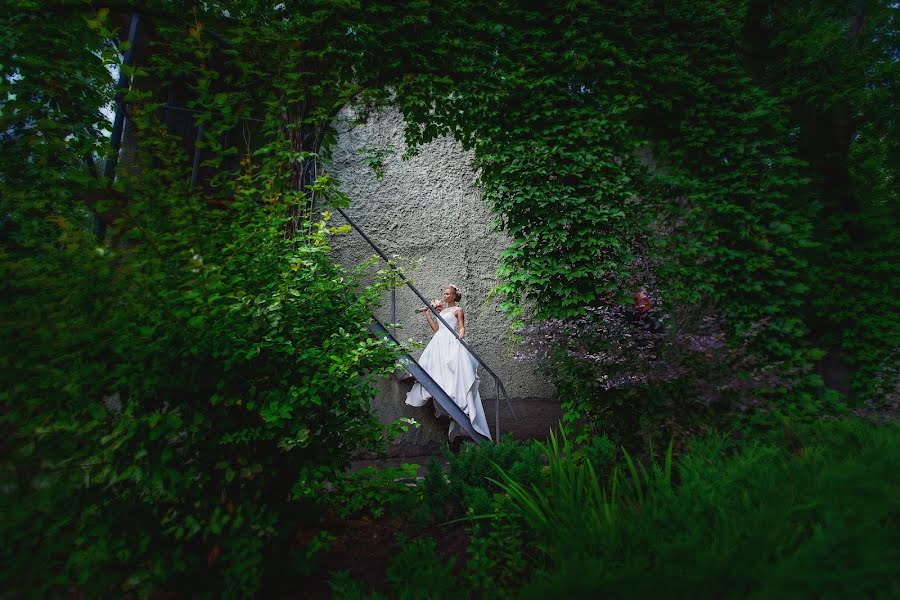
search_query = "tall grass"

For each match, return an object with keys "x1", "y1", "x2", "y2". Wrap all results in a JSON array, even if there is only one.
[
  {"x1": 489, "y1": 429, "x2": 673, "y2": 557},
  {"x1": 491, "y1": 419, "x2": 900, "y2": 598},
  {"x1": 489, "y1": 430, "x2": 609, "y2": 553}
]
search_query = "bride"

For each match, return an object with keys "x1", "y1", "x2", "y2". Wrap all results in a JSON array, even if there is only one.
[{"x1": 405, "y1": 284, "x2": 491, "y2": 442}]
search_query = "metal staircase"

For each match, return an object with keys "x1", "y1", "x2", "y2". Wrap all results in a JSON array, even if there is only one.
[
  {"x1": 334, "y1": 207, "x2": 517, "y2": 444},
  {"x1": 367, "y1": 318, "x2": 491, "y2": 444},
  {"x1": 94, "y1": 12, "x2": 515, "y2": 443}
]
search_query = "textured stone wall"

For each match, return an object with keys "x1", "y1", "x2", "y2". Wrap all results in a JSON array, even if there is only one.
[{"x1": 328, "y1": 106, "x2": 557, "y2": 454}]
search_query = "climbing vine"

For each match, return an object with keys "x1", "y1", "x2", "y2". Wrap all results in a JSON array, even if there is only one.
[
  {"x1": 381, "y1": 0, "x2": 852, "y2": 435},
  {"x1": 742, "y1": 0, "x2": 899, "y2": 406},
  {"x1": 1, "y1": 0, "x2": 896, "y2": 595},
  {"x1": 1, "y1": 2, "x2": 406, "y2": 596}
]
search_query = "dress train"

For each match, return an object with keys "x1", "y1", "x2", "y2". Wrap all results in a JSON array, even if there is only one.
[{"x1": 405, "y1": 308, "x2": 491, "y2": 440}]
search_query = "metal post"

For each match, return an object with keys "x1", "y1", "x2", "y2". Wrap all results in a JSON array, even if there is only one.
[
  {"x1": 190, "y1": 122, "x2": 205, "y2": 187},
  {"x1": 391, "y1": 287, "x2": 397, "y2": 338},
  {"x1": 495, "y1": 378, "x2": 501, "y2": 442},
  {"x1": 94, "y1": 13, "x2": 141, "y2": 241},
  {"x1": 336, "y1": 204, "x2": 520, "y2": 442}
]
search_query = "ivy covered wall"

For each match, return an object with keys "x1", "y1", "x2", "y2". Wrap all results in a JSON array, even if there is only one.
[
  {"x1": 1, "y1": 0, "x2": 896, "y2": 595},
  {"x1": 329, "y1": 105, "x2": 558, "y2": 451}
]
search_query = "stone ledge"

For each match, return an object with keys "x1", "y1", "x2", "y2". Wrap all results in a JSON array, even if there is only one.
[
  {"x1": 481, "y1": 396, "x2": 563, "y2": 441},
  {"x1": 362, "y1": 396, "x2": 562, "y2": 458}
]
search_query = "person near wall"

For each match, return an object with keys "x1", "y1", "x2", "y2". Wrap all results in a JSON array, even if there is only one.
[
  {"x1": 406, "y1": 284, "x2": 491, "y2": 443},
  {"x1": 626, "y1": 288, "x2": 664, "y2": 334}
]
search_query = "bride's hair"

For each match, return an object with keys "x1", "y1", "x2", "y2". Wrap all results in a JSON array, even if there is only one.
[{"x1": 446, "y1": 284, "x2": 462, "y2": 303}]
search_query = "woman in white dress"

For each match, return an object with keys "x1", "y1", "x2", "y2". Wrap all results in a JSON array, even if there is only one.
[{"x1": 405, "y1": 285, "x2": 492, "y2": 442}]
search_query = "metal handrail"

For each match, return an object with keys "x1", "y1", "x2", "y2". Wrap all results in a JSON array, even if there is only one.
[
  {"x1": 333, "y1": 206, "x2": 518, "y2": 441},
  {"x1": 94, "y1": 13, "x2": 141, "y2": 241},
  {"x1": 96, "y1": 13, "x2": 512, "y2": 440}
]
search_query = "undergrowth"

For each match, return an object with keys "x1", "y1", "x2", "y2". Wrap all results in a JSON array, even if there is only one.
[{"x1": 333, "y1": 418, "x2": 899, "y2": 599}]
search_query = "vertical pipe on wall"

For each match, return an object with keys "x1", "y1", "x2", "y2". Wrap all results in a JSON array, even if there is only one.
[
  {"x1": 495, "y1": 378, "x2": 501, "y2": 442},
  {"x1": 94, "y1": 13, "x2": 141, "y2": 241},
  {"x1": 391, "y1": 287, "x2": 397, "y2": 338},
  {"x1": 190, "y1": 122, "x2": 205, "y2": 187}
]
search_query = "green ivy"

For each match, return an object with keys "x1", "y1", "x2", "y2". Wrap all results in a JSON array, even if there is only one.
[
  {"x1": 381, "y1": 1, "x2": 836, "y2": 421},
  {"x1": 1, "y1": 2, "x2": 405, "y2": 596},
  {"x1": 1, "y1": 0, "x2": 896, "y2": 595}
]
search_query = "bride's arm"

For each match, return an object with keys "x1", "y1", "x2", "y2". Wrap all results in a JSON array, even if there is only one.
[
  {"x1": 456, "y1": 308, "x2": 465, "y2": 339},
  {"x1": 425, "y1": 310, "x2": 439, "y2": 333}
]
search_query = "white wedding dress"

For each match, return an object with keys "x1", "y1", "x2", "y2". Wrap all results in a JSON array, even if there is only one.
[{"x1": 405, "y1": 307, "x2": 491, "y2": 440}]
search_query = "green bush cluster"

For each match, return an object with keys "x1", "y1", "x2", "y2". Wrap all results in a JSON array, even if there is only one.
[
  {"x1": 0, "y1": 184, "x2": 400, "y2": 597},
  {"x1": 321, "y1": 464, "x2": 420, "y2": 520},
  {"x1": 336, "y1": 419, "x2": 899, "y2": 598},
  {"x1": 418, "y1": 436, "x2": 545, "y2": 520},
  {"x1": 512, "y1": 419, "x2": 900, "y2": 598},
  {"x1": 331, "y1": 437, "x2": 548, "y2": 600},
  {"x1": 1, "y1": 4, "x2": 404, "y2": 596}
]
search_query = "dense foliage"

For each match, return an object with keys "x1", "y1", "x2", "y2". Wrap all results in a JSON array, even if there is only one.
[
  {"x1": 360, "y1": 3, "x2": 800, "y2": 444},
  {"x1": 1, "y1": 2, "x2": 404, "y2": 596},
  {"x1": 744, "y1": 0, "x2": 899, "y2": 406},
  {"x1": 380, "y1": 0, "x2": 898, "y2": 438},
  {"x1": 1, "y1": 185, "x2": 398, "y2": 596},
  {"x1": 335, "y1": 419, "x2": 900, "y2": 598},
  {"x1": 1, "y1": 0, "x2": 897, "y2": 596}
]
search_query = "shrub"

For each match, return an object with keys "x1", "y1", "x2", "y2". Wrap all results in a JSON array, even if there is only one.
[
  {"x1": 461, "y1": 516, "x2": 530, "y2": 599},
  {"x1": 417, "y1": 435, "x2": 545, "y2": 522},
  {"x1": 384, "y1": 536, "x2": 458, "y2": 600},
  {"x1": 335, "y1": 418, "x2": 899, "y2": 597},
  {"x1": 492, "y1": 418, "x2": 900, "y2": 598},
  {"x1": 0, "y1": 183, "x2": 399, "y2": 597},
  {"x1": 321, "y1": 464, "x2": 420, "y2": 520},
  {"x1": 519, "y1": 299, "x2": 846, "y2": 450}
]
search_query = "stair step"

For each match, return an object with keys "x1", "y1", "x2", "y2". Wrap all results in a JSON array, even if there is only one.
[{"x1": 368, "y1": 318, "x2": 491, "y2": 444}]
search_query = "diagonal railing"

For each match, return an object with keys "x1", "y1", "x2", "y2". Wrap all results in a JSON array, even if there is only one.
[
  {"x1": 95, "y1": 12, "x2": 513, "y2": 442},
  {"x1": 94, "y1": 12, "x2": 141, "y2": 242},
  {"x1": 333, "y1": 206, "x2": 518, "y2": 443}
]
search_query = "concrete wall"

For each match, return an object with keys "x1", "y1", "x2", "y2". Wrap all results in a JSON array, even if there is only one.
[{"x1": 328, "y1": 106, "x2": 557, "y2": 455}]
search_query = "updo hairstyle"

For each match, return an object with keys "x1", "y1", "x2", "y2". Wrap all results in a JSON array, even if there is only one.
[{"x1": 446, "y1": 284, "x2": 462, "y2": 303}]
